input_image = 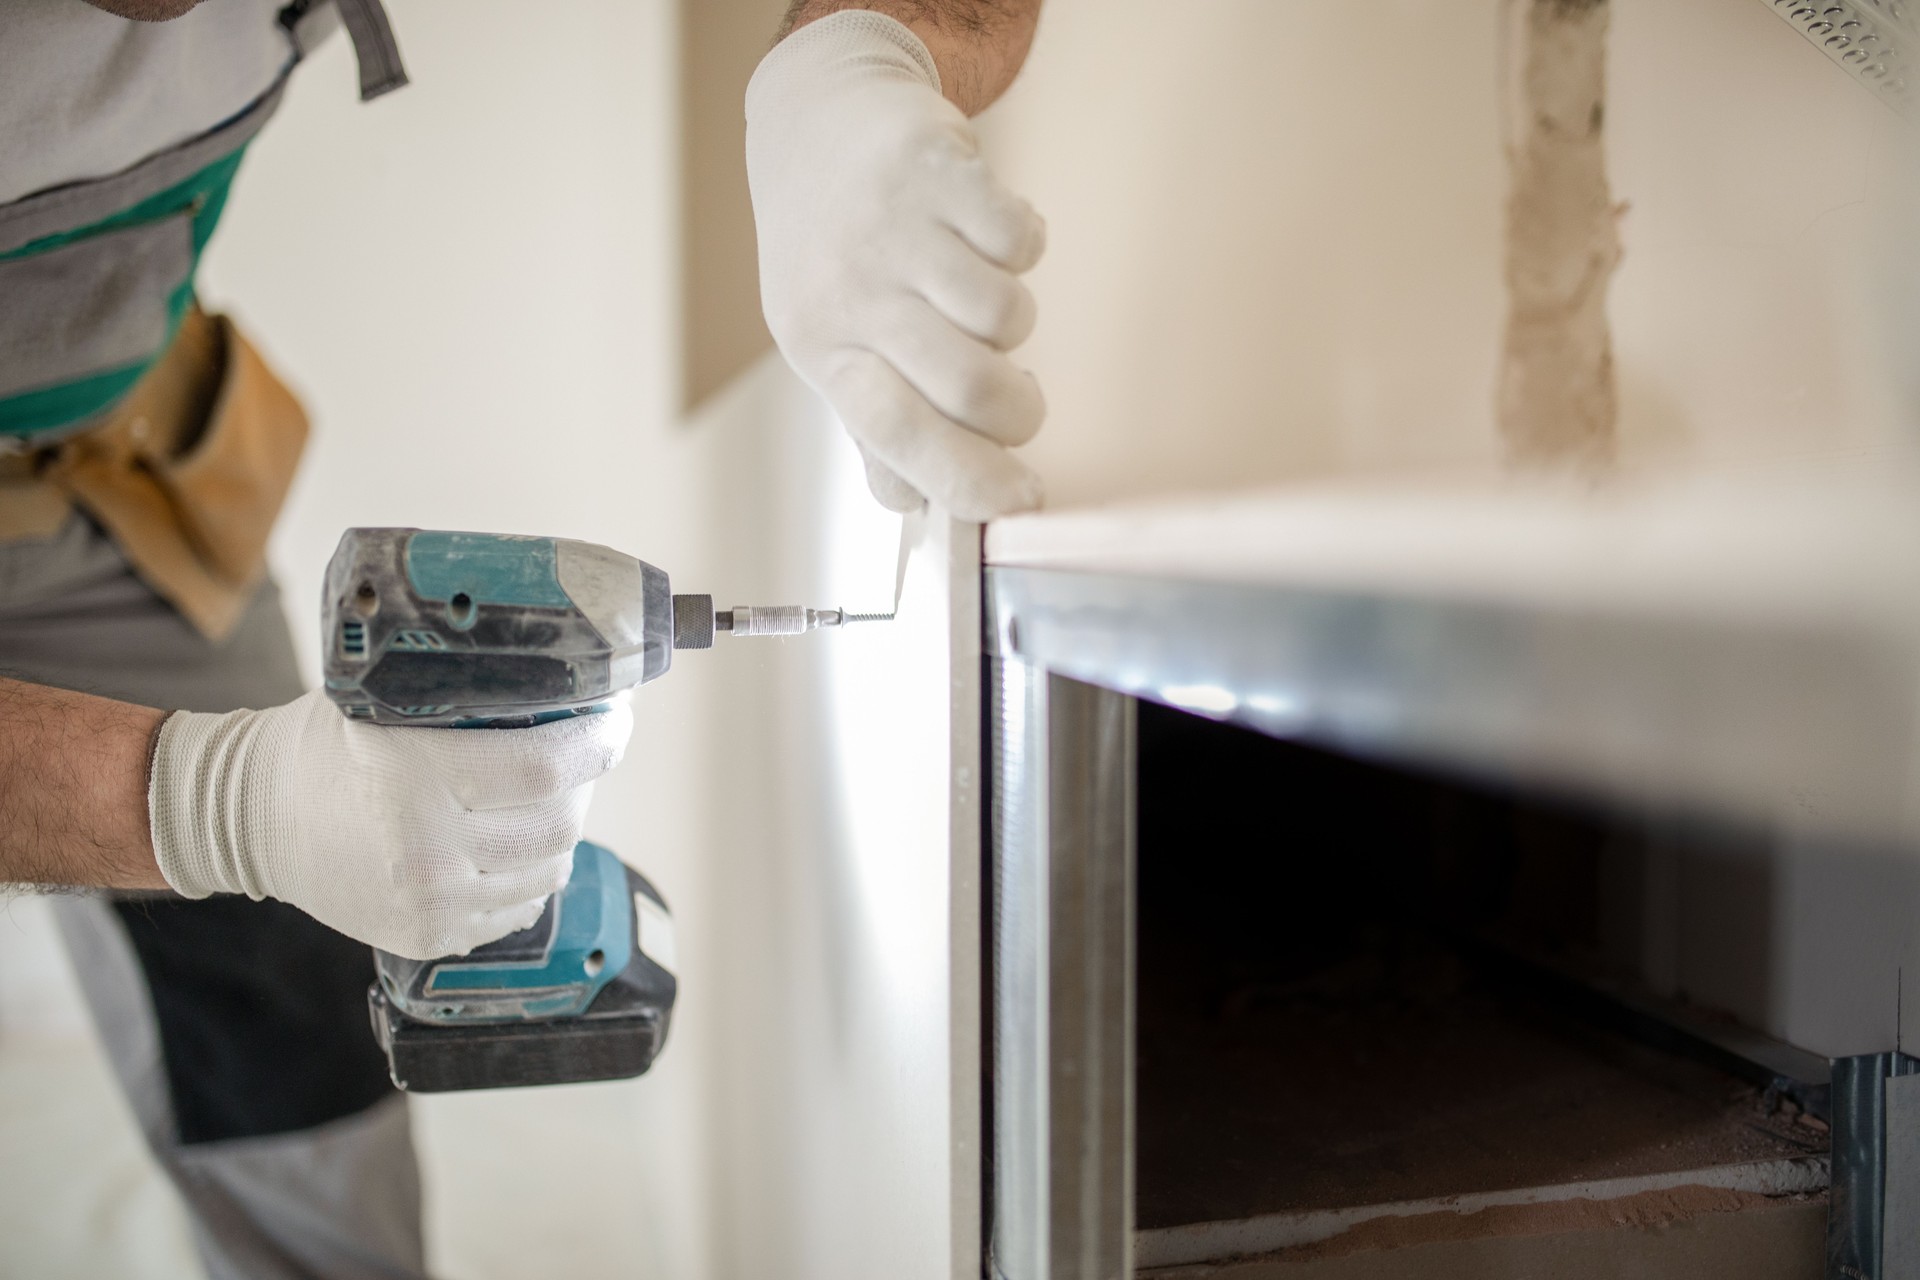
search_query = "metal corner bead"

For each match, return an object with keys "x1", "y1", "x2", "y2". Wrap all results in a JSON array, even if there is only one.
[{"x1": 1761, "y1": 0, "x2": 1916, "y2": 112}]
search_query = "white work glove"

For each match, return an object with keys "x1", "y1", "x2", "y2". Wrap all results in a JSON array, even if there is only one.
[
  {"x1": 148, "y1": 689, "x2": 632, "y2": 960},
  {"x1": 747, "y1": 11, "x2": 1047, "y2": 521}
]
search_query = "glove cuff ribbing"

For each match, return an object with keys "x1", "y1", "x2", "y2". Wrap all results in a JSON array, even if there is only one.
[
  {"x1": 148, "y1": 707, "x2": 253, "y2": 900},
  {"x1": 747, "y1": 10, "x2": 942, "y2": 112}
]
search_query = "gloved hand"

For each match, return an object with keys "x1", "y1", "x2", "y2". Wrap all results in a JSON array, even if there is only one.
[
  {"x1": 147, "y1": 689, "x2": 632, "y2": 960},
  {"x1": 747, "y1": 11, "x2": 1047, "y2": 521}
]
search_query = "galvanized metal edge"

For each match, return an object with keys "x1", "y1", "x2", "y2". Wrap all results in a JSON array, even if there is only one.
[
  {"x1": 984, "y1": 566, "x2": 1920, "y2": 844},
  {"x1": 1760, "y1": 0, "x2": 1916, "y2": 113}
]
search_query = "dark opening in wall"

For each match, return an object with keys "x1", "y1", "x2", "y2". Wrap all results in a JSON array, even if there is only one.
[{"x1": 1132, "y1": 700, "x2": 1827, "y2": 1274}]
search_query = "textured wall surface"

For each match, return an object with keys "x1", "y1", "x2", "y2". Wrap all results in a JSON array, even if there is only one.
[{"x1": 1497, "y1": 0, "x2": 1620, "y2": 470}]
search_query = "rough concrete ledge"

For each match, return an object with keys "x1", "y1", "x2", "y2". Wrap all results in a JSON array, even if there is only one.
[{"x1": 1137, "y1": 1155, "x2": 1828, "y2": 1271}]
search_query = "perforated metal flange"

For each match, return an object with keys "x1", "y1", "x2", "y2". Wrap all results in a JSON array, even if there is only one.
[{"x1": 1761, "y1": 0, "x2": 1915, "y2": 112}]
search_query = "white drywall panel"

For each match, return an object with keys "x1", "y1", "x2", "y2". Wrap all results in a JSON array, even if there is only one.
[
  {"x1": 981, "y1": 0, "x2": 1508, "y2": 507},
  {"x1": 980, "y1": 0, "x2": 1910, "y2": 511},
  {"x1": 689, "y1": 357, "x2": 978, "y2": 1280},
  {"x1": 1608, "y1": 0, "x2": 1908, "y2": 473}
]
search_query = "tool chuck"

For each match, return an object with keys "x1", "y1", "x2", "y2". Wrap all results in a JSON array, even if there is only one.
[{"x1": 669, "y1": 596, "x2": 894, "y2": 645}]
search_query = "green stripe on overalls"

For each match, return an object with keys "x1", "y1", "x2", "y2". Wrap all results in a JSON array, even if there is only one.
[{"x1": 0, "y1": 147, "x2": 246, "y2": 438}]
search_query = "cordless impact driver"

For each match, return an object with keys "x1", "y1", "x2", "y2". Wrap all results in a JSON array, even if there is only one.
[{"x1": 320, "y1": 527, "x2": 882, "y2": 1092}]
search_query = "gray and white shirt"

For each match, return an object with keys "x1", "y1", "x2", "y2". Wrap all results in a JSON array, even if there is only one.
[{"x1": 0, "y1": 0, "x2": 295, "y2": 206}]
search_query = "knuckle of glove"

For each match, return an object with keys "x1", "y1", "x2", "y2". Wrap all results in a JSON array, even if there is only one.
[
  {"x1": 985, "y1": 192, "x2": 1048, "y2": 274},
  {"x1": 534, "y1": 800, "x2": 590, "y2": 864},
  {"x1": 500, "y1": 750, "x2": 574, "y2": 805},
  {"x1": 823, "y1": 350, "x2": 1044, "y2": 519},
  {"x1": 867, "y1": 297, "x2": 1043, "y2": 448},
  {"x1": 383, "y1": 923, "x2": 457, "y2": 962},
  {"x1": 387, "y1": 846, "x2": 458, "y2": 910},
  {"x1": 949, "y1": 359, "x2": 1045, "y2": 448},
  {"x1": 577, "y1": 700, "x2": 634, "y2": 770},
  {"x1": 861, "y1": 449, "x2": 926, "y2": 513},
  {"x1": 975, "y1": 278, "x2": 1038, "y2": 352},
  {"x1": 823, "y1": 351, "x2": 914, "y2": 451},
  {"x1": 868, "y1": 471, "x2": 927, "y2": 514},
  {"x1": 375, "y1": 886, "x2": 463, "y2": 959},
  {"x1": 917, "y1": 242, "x2": 1037, "y2": 352},
  {"x1": 1005, "y1": 205, "x2": 1047, "y2": 274},
  {"x1": 542, "y1": 789, "x2": 593, "y2": 856},
  {"x1": 433, "y1": 706, "x2": 628, "y2": 811},
  {"x1": 863, "y1": 100, "x2": 976, "y2": 175},
  {"x1": 943, "y1": 454, "x2": 1047, "y2": 523},
  {"x1": 945, "y1": 158, "x2": 1046, "y2": 273},
  {"x1": 475, "y1": 804, "x2": 584, "y2": 873},
  {"x1": 490, "y1": 899, "x2": 549, "y2": 945}
]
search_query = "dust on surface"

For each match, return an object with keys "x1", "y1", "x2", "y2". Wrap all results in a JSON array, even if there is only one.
[
  {"x1": 1248, "y1": 1183, "x2": 1820, "y2": 1266},
  {"x1": 1137, "y1": 1191, "x2": 1827, "y2": 1279},
  {"x1": 1135, "y1": 934, "x2": 1825, "y2": 1232}
]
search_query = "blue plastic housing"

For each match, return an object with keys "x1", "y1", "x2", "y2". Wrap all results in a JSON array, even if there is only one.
[{"x1": 379, "y1": 842, "x2": 634, "y2": 1025}]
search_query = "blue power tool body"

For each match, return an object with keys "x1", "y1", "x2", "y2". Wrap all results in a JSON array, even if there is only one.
[{"x1": 322, "y1": 528, "x2": 697, "y2": 1093}]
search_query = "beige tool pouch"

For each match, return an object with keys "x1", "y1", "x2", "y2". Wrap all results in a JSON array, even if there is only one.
[{"x1": 0, "y1": 308, "x2": 308, "y2": 641}]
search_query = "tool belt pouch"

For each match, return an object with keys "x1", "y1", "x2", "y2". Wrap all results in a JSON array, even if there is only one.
[{"x1": 2, "y1": 309, "x2": 308, "y2": 642}]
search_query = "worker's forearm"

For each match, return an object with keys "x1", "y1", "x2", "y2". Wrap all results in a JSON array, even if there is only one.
[
  {"x1": 0, "y1": 678, "x2": 168, "y2": 890},
  {"x1": 780, "y1": 0, "x2": 1041, "y2": 116}
]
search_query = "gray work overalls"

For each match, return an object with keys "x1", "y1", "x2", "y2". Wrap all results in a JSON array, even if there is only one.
[{"x1": 0, "y1": 4, "x2": 432, "y2": 1277}]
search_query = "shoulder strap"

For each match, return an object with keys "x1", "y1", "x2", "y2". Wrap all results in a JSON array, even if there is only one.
[
  {"x1": 334, "y1": 0, "x2": 409, "y2": 101},
  {"x1": 282, "y1": 0, "x2": 409, "y2": 101}
]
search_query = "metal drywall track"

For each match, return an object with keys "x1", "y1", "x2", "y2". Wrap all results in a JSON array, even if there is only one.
[
  {"x1": 987, "y1": 663, "x2": 1136, "y2": 1280},
  {"x1": 984, "y1": 566, "x2": 1920, "y2": 844}
]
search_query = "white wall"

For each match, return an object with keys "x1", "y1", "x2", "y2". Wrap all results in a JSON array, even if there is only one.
[
  {"x1": 983, "y1": 0, "x2": 1911, "y2": 510},
  {"x1": 1607, "y1": 0, "x2": 1907, "y2": 472},
  {"x1": 686, "y1": 365, "x2": 973, "y2": 1280},
  {"x1": 981, "y1": 0, "x2": 1508, "y2": 504}
]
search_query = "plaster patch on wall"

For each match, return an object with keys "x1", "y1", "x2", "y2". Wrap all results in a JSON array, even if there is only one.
[{"x1": 1498, "y1": 0, "x2": 1622, "y2": 471}]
